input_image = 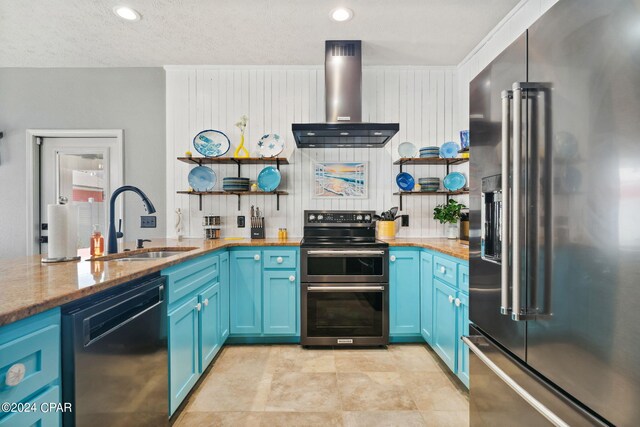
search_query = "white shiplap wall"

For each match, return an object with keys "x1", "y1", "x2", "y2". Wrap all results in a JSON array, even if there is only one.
[
  {"x1": 456, "y1": 0, "x2": 560, "y2": 131},
  {"x1": 166, "y1": 66, "x2": 467, "y2": 239}
]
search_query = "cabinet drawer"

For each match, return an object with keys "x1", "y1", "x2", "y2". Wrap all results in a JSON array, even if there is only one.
[
  {"x1": 0, "y1": 310, "x2": 60, "y2": 408},
  {"x1": 263, "y1": 250, "x2": 297, "y2": 269},
  {"x1": 458, "y1": 264, "x2": 469, "y2": 293},
  {"x1": 433, "y1": 256, "x2": 457, "y2": 287},
  {"x1": 0, "y1": 385, "x2": 60, "y2": 426},
  {"x1": 164, "y1": 254, "x2": 219, "y2": 305}
]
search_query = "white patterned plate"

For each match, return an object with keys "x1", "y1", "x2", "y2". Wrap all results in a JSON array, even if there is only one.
[{"x1": 257, "y1": 134, "x2": 284, "y2": 158}]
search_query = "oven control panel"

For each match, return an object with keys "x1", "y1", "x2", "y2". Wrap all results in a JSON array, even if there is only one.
[{"x1": 305, "y1": 210, "x2": 375, "y2": 225}]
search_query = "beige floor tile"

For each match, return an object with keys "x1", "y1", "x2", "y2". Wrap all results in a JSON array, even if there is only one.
[
  {"x1": 271, "y1": 346, "x2": 336, "y2": 373},
  {"x1": 335, "y1": 350, "x2": 397, "y2": 372},
  {"x1": 343, "y1": 410, "x2": 427, "y2": 427},
  {"x1": 337, "y1": 372, "x2": 417, "y2": 411},
  {"x1": 400, "y1": 371, "x2": 468, "y2": 412},
  {"x1": 389, "y1": 345, "x2": 447, "y2": 372},
  {"x1": 187, "y1": 372, "x2": 272, "y2": 412},
  {"x1": 257, "y1": 411, "x2": 344, "y2": 426},
  {"x1": 265, "y1": 372, "x2": 341, "y2": 412},
  {"x1": 175, "y1": 411, "x2": 261, "y2": 427},
  {"x1": 421, "y1": 410, "x2": 470, "y2": 427},
  {"x1": 211, "y1": 345, "x2": 276, "y2": 375}
]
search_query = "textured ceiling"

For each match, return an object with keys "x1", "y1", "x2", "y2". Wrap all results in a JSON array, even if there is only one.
[{"x1": 0, "y1": 0, "x2": 519, "y2": 67}]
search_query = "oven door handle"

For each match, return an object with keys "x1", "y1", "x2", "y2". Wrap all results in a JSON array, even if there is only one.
[
  {"x1": 305, "y1": 250, "x2": 386, "y2": 255},
  {"x1": 307, "y1": 286, "x2": 385, "y2": 291}
]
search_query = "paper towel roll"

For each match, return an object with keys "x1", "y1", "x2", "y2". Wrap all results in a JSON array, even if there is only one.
[
  {"x1": 65, "y1": 203, "x2": 78, "y2": 258},
  {"x1": 47, "y1": 204, "x2": 68, "y2": 259}
]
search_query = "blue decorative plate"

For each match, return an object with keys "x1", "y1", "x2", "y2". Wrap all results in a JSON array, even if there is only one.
[
  {"x1": 396, "y1": 172, "x2": 415, "y2": 192},
  {"x1": 440, "y1": 141, "x2": 460, "y2": 158},
  {"x1": 443, "y1": 172, "x2": 466, "y2": 191},
  {"x1": 257, "y1": 166, "x2": 282, "y2": 192},
  {"x1": 193, "y1": 130, "x2": 231, "y2": 157},
  {"x1": 188, "y1": 166, "x2": 216, "y2": 191},
  {"x1": 257, "y1": 134, "x2": 284, "y2": 158}
]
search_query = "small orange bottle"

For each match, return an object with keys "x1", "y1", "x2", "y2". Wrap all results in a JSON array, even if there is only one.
[{"x1": 90, "y1": 225, "x2": 104, "y2": 257}]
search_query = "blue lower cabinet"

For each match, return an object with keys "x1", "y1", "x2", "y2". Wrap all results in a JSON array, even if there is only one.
[
  {"x1": 420, "y1": 251, "x2": 434, "y2": 344},
  {"x1": 263, "y1": 270, "x2": 299, "y2": 336},
  {"x1": 389, "y1": 249, "x2": 421, "y2": 336},
  {"x1": 230, "y1": 250, "x2": 263, "y2": 335},
  {"x1": 432, "y1": 279, "x2": 458, "y2": 372},
  {"x1": 456, "y1": 291, "x2": 470, "y2": 387},
  {"x1": 0, "y1": 385, "x2": 60, "y2": 427},
  {"x1": 199, "y1": 283, "x2": 221, "y2": 371},
  {"x1": 219, "y1": 251, "x2": 230, "y2": 342},
  {"x1": 168, "y1": 296, "x2": 199, "y2": 415}
]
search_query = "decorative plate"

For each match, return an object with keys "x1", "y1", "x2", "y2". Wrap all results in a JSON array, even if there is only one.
[
  {"x1": 188, "y1": 166, "x2": 216, "y2": 192},
  {"x1": 443, "y1": 172, "x2": 466, "y2": 191},
  {"x1": 398, "y1": 142, "x2": 417, "y2": 158},
  {"x1": 257, "y1": 134, "x2": 284, "y2": 158},
  {"x1": 257, "y1": 166, "x2": 282, "y2": 192},
  {"x1": 396, "y1": 172, "x2": 415, "y2": 192},
  {"x1": 193, "y1": 130, "x2": 231, "y2": 158},
  {"x1": 439, "y1": 141, "x2": 460, "y2": 159}
]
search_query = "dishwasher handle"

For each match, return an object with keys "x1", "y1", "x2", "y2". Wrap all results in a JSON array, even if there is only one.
[{"x1": 83, "y1": 283, "x2": 164, "y2": 347}]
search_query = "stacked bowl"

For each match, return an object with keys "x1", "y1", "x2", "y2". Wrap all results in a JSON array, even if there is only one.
[
  {"x1": 419, "y1": 177, "x2": 440, "y2": 192},
  {"x1": 419, "y1": 146, "x2": 440, "y2": 158},
  {"x1": 222, "y1": 177, "x2": 250, "y2": 192}
]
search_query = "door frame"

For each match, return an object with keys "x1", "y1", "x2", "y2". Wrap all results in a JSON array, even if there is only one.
[{"x1": 26, "y1": 129, "x2": 123, "y2": 255}]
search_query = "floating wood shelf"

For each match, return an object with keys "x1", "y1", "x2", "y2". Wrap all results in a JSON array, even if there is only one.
[
  {"x1": 393, "y1": 190, "x2": 469, "y2": 196},
  {"x1": 177, "y1": 157, "x2": 289, "y2": 165},
  {"x1": 177, "y1": 190, "x2": 289, "y2": 211},
  {"x1": 393, "y1": 157, "x2": 468, "y2": 167}
]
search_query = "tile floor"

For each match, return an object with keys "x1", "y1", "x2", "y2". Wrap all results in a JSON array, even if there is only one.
[{"x1": 174, "y1": 344, "x2": 469, "y2": 426}]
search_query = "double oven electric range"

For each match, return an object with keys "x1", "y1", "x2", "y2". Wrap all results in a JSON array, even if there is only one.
[{"x1": 300, "y1": 210, "x2": 389, "y2": 347}]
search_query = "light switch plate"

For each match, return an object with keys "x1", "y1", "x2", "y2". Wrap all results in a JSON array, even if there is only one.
[
  {"x1": 401, "y1": 215, "x2": 409, "y2": 227},
  {"x1": 237, "y1": 216, "x2": 245, "y2": 228},
  {"x1": 141, "y1": 216, "x2": 157, "y2": 228}
]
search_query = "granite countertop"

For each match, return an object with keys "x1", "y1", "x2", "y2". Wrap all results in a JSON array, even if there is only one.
[{"x1": 0, "y1": 237, "x2": 468, "y2": 326}]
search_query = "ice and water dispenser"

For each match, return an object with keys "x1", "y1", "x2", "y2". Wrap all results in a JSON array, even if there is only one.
[{"x1": 481, "y1": 174, "x2": 503, "y2": 264}]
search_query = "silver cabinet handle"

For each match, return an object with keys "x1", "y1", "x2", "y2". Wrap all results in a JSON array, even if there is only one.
[
  {"x1": 289, "y1": 275, "x2": 295, "y2": 282},
  {"x1": 511, "y1": 83, "x2": 523, "y2": 321},
  {"x1": 390, "y1": 255, "x2": 396, "y2": 262},
  {"x1": 254, "y1": 254, "x2": 260, "y2": 261},
  {"x1": 307, "y1": 250, "x2": 385, "y2": 255},
  {"x1": 203, "y1": 298, "x2": 209, "y2": 307},
  {"x1": 501, "y1": 89, "x2": 512, "y2": 316},
  {"x1": 448, "y1": 295, "x2": 454, "y2": 304},
  {"x1": 455, "y1": 298, "x2": 461, "y2": 307},
  {"x1": 462, "y1": 336, "x2": 569, "y2": 427},
  {"x1": 195, "y1": 303, "x2": 202, "y2": 311},
  {"x1": 276, "y1": 256, "x2": 283, "y2": 264},
  {"x1": 308, "y1": 286, "x2": 385, "y2": 291}
]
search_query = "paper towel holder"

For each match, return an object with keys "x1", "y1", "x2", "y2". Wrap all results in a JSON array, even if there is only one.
[{"x1": 41, "y1": 196, "x2": 81, "y2": 264}]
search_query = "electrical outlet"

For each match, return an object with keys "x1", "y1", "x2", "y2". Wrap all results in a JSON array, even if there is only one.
[
  {"x1": 141, "y1": 216, "x2": 157, "y2": 228},
  {"x1": 401, "y1": 215, "x2": 409, "y2": 227},
  {"x1": 237, "y1": 216, "x2": 245, "y2": 228}
]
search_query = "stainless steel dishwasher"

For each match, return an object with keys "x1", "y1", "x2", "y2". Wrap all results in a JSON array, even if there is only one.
[{"x1": 62, "y1": 275, "x2": 168, "y2": 426}]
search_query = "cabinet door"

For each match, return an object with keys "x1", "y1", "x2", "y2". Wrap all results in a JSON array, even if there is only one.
[
  {"x1": 219, "y1": 251, "x2": 230, "y2": 342},
  {"x1": 432, "y1": 279, "x2": 457, "y2": 372},
  {"x1": 199, "y1": 283, "x2": 221, "y2": 371},
  {"x1": 389, "y1": 250, "x2": 421, "y2": 335},
  {"x1": 0, "y1": 385, "x2": 60, "y2": 427},
  {"x1": 230, "y1": 250, "x2": 262, "y2": 335},
  {"x1": 456, "y1": 292, "x2": 470, "y2": 388},
  {"x1": 263, "y1": 270, "x2": 298, "y2": 336},
  {"x1": 168, "y1": 296, "x2": 199, "y2": 415},
  {"x1": 420, "y1": 251, "x2": 434, "y2": 344}
]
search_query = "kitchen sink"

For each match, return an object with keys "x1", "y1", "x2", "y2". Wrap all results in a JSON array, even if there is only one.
[
  {"x1": 117, "y1": 251, "x2": 189, "y2": 260},
  {"x1": 91, "y1": 247, "x2": 198, "y2": 262}
]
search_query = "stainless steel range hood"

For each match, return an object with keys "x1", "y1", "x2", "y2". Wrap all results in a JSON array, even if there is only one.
[{"x1": 292, "y1": 41, "x2": 399, "y2": 148}]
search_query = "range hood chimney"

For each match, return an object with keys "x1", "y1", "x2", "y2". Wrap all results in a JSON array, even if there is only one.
[{"x1": 292, "y1": 40, "x2": 399, "y2": 148}]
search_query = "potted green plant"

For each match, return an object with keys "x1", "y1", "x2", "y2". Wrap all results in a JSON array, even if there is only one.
[{"x1": 433, "y1": 199, "x2": 467, "y2": 239}]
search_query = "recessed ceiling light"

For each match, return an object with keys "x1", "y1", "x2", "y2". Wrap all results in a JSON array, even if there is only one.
[
  {"x1": 113, "y1": 6, "x2": 141, "y2": 21},
  {"x1": 330, "y1": 7, "x2": 354, "y2": 22}
]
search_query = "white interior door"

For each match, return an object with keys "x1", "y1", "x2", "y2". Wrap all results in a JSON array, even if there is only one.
[{"x1": 40, "y1": 137, "x2": 122, "y2": 255}]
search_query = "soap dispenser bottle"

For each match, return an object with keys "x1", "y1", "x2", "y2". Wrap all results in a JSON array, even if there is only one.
[{"x1": 90, "y1": 225, "x2": 104, "y2": 257}]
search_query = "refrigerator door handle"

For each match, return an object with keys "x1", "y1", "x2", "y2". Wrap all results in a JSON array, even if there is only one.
[
  {"x1": 462, "y1": 336, "x2": 570, "y2": 427},
  {"x1": 511, "y1": 83, "x2": 524, "y2": 321},
  {"x1": 500, "y1": 89, "x2": 513, "y2": 315}
]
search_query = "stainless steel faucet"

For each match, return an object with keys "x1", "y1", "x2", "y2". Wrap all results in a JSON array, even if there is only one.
[{"x1": 108, "y1": 186, "x2": 156, "y2": 254}]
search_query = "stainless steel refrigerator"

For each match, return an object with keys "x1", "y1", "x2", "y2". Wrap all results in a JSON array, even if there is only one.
[{"x1": 467, "y1": 0, "x2": 640, "y2": 425}]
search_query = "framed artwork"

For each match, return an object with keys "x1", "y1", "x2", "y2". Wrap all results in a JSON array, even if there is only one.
[{"x1": 313, "y1": 162, "x2": 368, "y2": 198}]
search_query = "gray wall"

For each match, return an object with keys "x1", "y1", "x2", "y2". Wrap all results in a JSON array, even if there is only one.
[{"x1": 0, "y1": 68, "x2": 165, "y2": 259}]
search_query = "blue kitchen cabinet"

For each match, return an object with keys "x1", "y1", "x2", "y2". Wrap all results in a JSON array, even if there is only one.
[
  {"x1": 199, "y1": 283, "x2": 221, "y2": 371},
  {"x1": 420, "y1": 250, "x2": 434, "y2": 344},
  {"x1": 389, "y1": 249, "x2": 421, "y2": 336},
  {"x1": 456, "y1": 291, "x2": 470, "y2": 388},
  {"x1": 432, "y1": 279, "x2": 458, "y2": 372},
  {"x1": 168, "y1": 296, "x2": 199, "y2": 415},
  {"x1": 263, "y1": 270, "x2": 299, "y2": 336},
  {"x1": 0, "y1": 308, "x2": 61, "y2": 426},
  {"x1": 219, "y1": 251, "x2": 230, "y2": 342},
  {"x1": 230, "y1": 250, "x2": 263, "y2": 335}
]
